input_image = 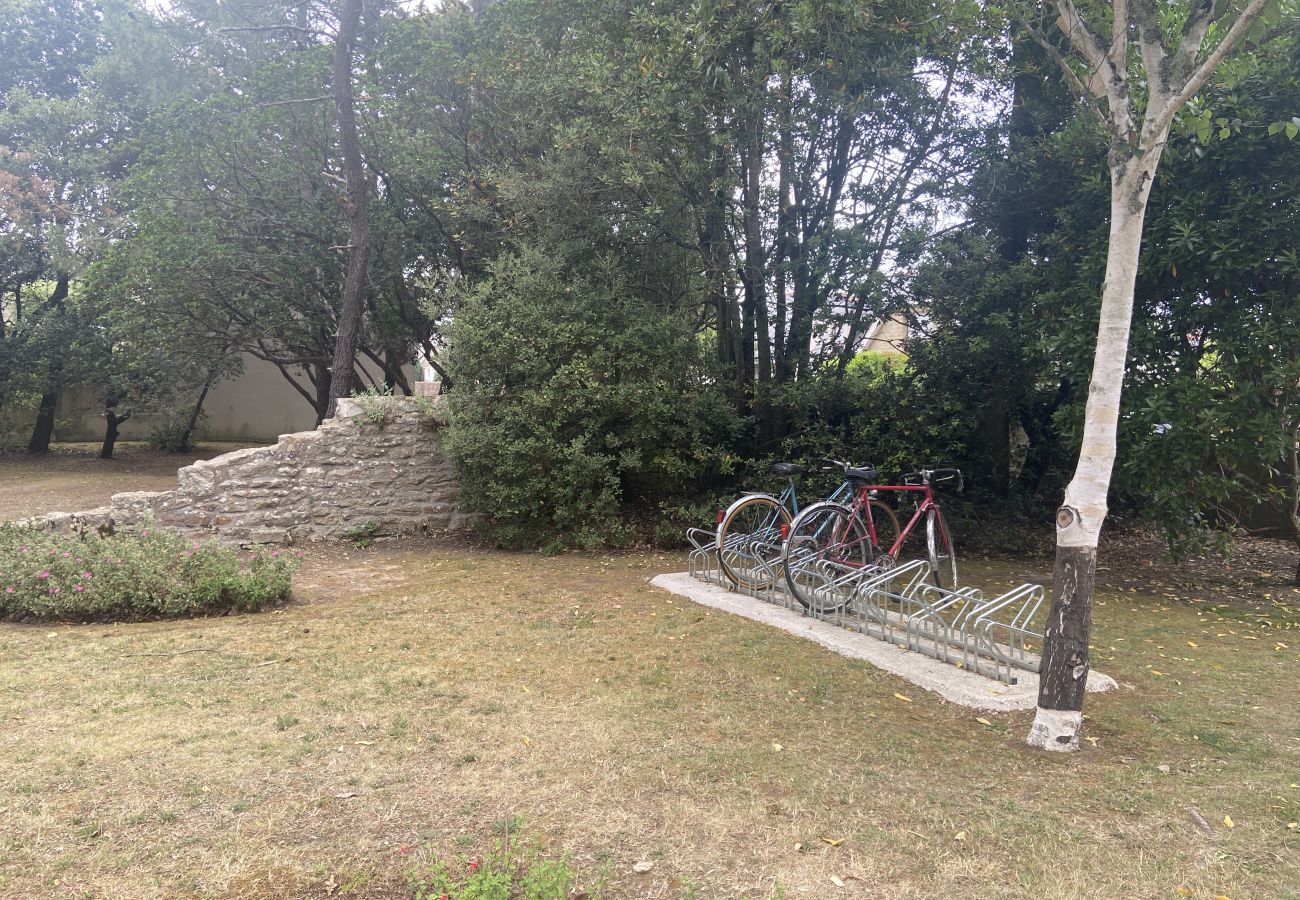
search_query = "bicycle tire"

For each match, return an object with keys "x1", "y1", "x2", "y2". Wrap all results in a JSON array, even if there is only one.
[
  {"x1": 865, "y1": 499, "x2": 901, "y2": 565},
  {"x1": 782, "y1": 501, "x2": 872, "y2": 613},
  {"x1": 926, "y1": 506, "x2": 958, "y2": 590},
  {"x1": 716, "y1": 494, "x2": 791, "y2": 591}
]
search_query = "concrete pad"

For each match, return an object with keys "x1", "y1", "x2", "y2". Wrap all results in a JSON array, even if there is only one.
[{"x1": 650, "y1": 572, "x2": 1117, "y2": 713}]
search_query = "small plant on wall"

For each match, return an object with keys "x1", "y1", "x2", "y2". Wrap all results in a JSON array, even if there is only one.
[{"x1": 353, "y1": 387, "x2": 401, "y2": 430}]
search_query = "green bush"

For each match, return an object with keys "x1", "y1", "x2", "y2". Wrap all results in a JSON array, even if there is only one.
[
  {"x1": 147, "y1": 408, "x2": 206, "y2": 453},
  {"x1": 444, "y1": 248, "x2": 739, "y2": 550},
  {"x1": 0, "y1": 525, "x2": 297, "y2": 622}
]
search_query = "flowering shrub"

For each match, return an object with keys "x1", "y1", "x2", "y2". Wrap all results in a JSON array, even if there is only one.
[{"x1": 0, "y1": 525, "x2": 298, "y2": 622}]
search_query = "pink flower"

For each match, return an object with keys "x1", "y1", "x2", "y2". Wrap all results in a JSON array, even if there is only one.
[
  {"x1": 49, "y1": 586, "x2": 60, "y2": 594},
  {"x1": 5, "y1": 586, "x2": 13, "y2": 594},
  {"x1": 61, "y1": 551, "x2": 71, "y2": 558},
  {"x1": 74, "y1": 584, "x2": 85, "y2": 593},
  {"x1": 82, "y1": 572, "x2": 92, "y2": 579},
  {"x1": 36, "y1": 571, "x2": 50, "y2": 579}
]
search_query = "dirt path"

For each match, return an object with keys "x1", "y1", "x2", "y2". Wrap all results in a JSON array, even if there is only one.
[{"x1": 0, "y1": 442, "x2": 262, "y2": 522}]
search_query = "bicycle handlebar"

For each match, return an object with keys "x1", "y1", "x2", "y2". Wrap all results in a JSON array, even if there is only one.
[
  {"x1": 901, "y1": 468, "x2": 964, "y2": 492},
  {"x1": 818, "y1": 459, "x2": 963, "y2": 493}
]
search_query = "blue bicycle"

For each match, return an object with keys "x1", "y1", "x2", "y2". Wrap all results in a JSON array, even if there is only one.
[{"x1": 716, "y1": 462, "x2": 853, "y2": 591}]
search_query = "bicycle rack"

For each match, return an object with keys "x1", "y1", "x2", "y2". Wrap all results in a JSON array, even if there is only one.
[
  {"x1": 686, "y1": 527, "x2": 719, "y2": 582},
  {"x1": 684, "y1": 525, "x2": 1047, "y2": 685}
]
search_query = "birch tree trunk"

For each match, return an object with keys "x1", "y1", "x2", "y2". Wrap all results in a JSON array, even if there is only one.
[
  {"x1": 1028, "y1": 148, "x2": 1162, "y2": 750},
  {"x1": 1022, "y1": 0, "x2": 1272, "y2": 751}
]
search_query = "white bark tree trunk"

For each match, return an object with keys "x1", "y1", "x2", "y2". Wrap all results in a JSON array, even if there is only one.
[
  {"x1": 1028, "y1": 145, "x2": 1164, "y2": 751},
  {"x1": 1020, "y1": 0, "x2": 1271, "y2": 752}
]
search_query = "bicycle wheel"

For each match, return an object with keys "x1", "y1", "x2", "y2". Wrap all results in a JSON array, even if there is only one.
[
  {"x1": 926, "y1": 507, "x2": 958, "y2": 590},
  {"x1": 716, "y1": 494, "x2": 791, "y2": 591},
  {"x1": 865, "y1": 499, "x2": 901, "y2": 565},
  {"x1": 782, "y1": 502, "x2": 872, "y2": 613}
]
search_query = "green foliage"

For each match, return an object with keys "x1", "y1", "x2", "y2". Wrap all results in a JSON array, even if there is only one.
[
  {"x1": 411, "y1": 393, "x2": 442, "y2": 428},
  {"x1": 146, "y1": 406, "x2": 207, "y2": 453},
  {"x1": 445, "y1": 248, "x2": 739, "y2": 550},
  {"x1": 1024, "y1": 31, "x2": 1300, "y2": 553},
  {"x1": 408, "y1": 838, "x2": 577, "y2": 900},
  {"x1": 0, "y1": 525, "x2": 297, "y2": 622},
  {"x1": 342, "y1": 521, "x2": 381, "y2": 549},
  {"x1": 353, "y1": 387, "x2": 401, "y2": 430}
]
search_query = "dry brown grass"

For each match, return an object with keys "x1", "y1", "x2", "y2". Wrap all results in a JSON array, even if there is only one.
[
  {"x1": 0, "y1": 442, "x2": 262, "y2": 523},
  {"x1": 1, "y1": 539, "x2": 1296, "y2": 899}
]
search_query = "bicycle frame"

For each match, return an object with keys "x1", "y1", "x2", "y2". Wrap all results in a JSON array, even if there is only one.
[
  {"x1": 859, "y1": 481, "x2": 937, "y2": 560},
  {"x1": 814, "y1": 480, "x2": 938, "y2": 568}
]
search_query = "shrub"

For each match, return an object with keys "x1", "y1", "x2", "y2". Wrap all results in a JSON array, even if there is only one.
[
  {"x1": 0, "y1": 525, "x2": 297, "y2": 622},
  {"x1": 444, "y1": 248, "x2": 739, "y2": 550},
  {"x1": 147, "y1": 407, "x2": 207, "y2": 453}
]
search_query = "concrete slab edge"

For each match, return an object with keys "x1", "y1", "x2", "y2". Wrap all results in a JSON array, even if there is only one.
[{"x1": 650, "y1": 572, "x2": 1117, "y2": 713}]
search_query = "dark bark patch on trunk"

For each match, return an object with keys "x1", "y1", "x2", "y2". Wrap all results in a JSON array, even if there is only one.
[{"x1": 1037, "y1": 543, "x2": 1098, "y2": 714}]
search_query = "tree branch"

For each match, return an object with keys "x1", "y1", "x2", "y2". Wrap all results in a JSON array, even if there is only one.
[
  {"x1": 1054, "y1": 0, "x2": 1115, "y2": 96},
  {"x1": 1109, "y1": 0, "x2": 1130, "y2": 72},
  {"x1": 1145, "y1": 0, "x2": 1270, "y2": 144},
  {"x1": 1023, "y1": 21, "x2": 1111, "y2": 132}
]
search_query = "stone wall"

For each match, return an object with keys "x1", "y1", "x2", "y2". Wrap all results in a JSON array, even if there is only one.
[{"x1": 28, "y1": 397, "x2": 472, "y2": 544}]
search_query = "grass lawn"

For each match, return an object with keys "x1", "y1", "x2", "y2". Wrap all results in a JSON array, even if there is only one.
[
  {"x1": 0, "y1": 537, "x2": 1296, "y2": 899},
  {"x1": 0, "y1": 442, "x2": 263, "y2": 523}
]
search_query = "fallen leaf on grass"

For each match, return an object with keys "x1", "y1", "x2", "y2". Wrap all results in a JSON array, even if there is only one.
[
  {"x1": 893, "y1": 693, "x2": 912, "y2": 703},
  {"x1": 1186, "y1": 640, "x2": 1198, "y2": 648},
  {"x1": 821, "y1": 837, "x2": 843, "y2": 847},
  {"x1": 771, "y1": 742, "x2": 783, "y2": 752},
  {"x1": 1223, "y1": 815, "x2": 1234, "y2": 829},
  {"x1": 354, "y1": 740, "x2": 375, "y2": 746},
  {"x1": 522, "y1": 736, "x2": 532, "y2": 747},
  {"x1": 954, "y1": 831, "x2": 966, "y2": 841},
  {"x1": 830, "y1": 876, "x2": 845, "y2": 888},
  {"x1": 975, "y1": 717, "x2": 993, "y2": 727},
  {"x1": 1176, "y1": 888, "x2": 1192, "y2": 897},
  {"x1": 333, "y1": 792, "x2": 357, "y2": 799},
  {"x1": 632, "y1": 861, "x2": 654, "y2": 874}
]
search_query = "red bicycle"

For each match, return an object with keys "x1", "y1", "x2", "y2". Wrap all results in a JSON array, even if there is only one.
[{"x1": 781, "y1": 464, "x2": 961, "y2": 612}]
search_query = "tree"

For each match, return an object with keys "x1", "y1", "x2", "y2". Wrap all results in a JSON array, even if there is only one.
[
  {"x1": 1018, "y1": 0, "x2": 1282, "y2": 751},
  {"x1": 325, "y1": 0, "x2": 372, "y2": 416}
]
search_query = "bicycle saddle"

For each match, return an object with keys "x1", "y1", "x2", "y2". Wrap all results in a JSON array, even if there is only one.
[
  {"x1": 771, "y1": 462, "x2": 804, "y2": 477},
  {"x1": 844, "y1": 465, "x2": 877, "y2": 483}
]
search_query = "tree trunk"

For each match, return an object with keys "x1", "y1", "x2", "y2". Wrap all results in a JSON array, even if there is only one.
[
  {"x1": 27, "y1": 391, "x2": 59, "y2": 455},
  {"x1": 772, "y1": 68, "x2": 792, "y2": 385},
  {"x1": 742, "y1": 94, "x2": 771, "y2": 386},
  {"x1": 1028, "y1": 149, "x2": 1162, "y2": 751},
  {"x1": 99, "y1": 397, "x2": 130, "y2": 460},
  {"x1": 325, "y1": 0, "x2": 372, "y2": 419},
  {"x1": 178, "y1": 375, "x2": 216, "y2": 452},
  {"x1": 26, "y1": 274, "x2": 70, "y2": 455}
]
